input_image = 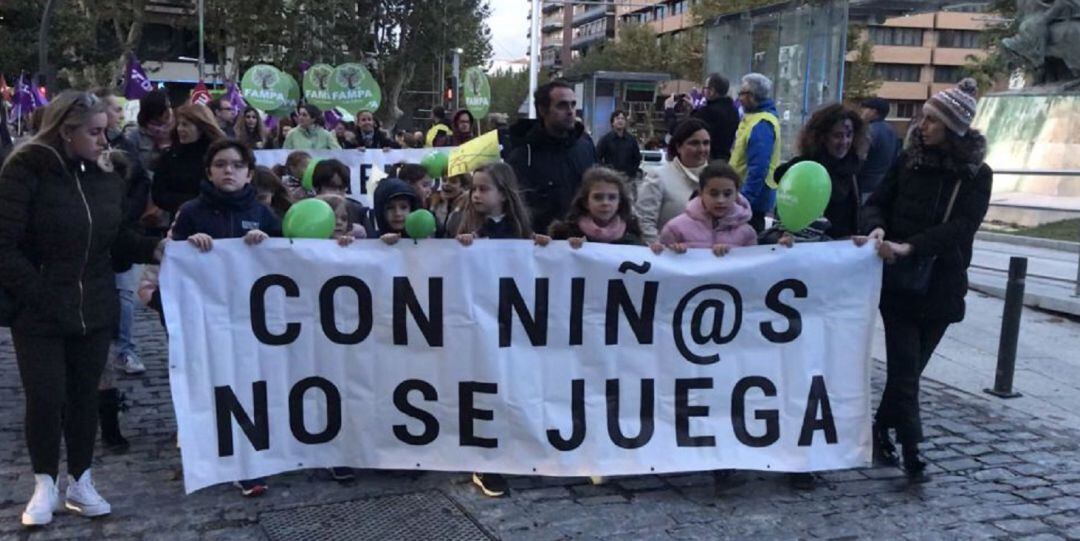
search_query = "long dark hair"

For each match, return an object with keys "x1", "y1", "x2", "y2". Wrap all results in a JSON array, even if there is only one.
[
  {"x1": 796, "y1": 103, "x2": 869, "y2": 160},
  {"x1": 559, "y1": 166, "x2": 642, "y2": 237},
  {"x1": 235, "y1": 106, "x2": 268, "y2": 149},
  {"x1": 666, "y1": 118, "x2": 710, "y2": 161}
]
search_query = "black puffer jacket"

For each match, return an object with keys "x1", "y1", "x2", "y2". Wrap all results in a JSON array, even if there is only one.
[
  {"x1": 506, "y1": 119, "x2": 597, "y2": 234},
  {"x1": 774, "y1": 152, "x2": 862, "y2": 239},
  {"x1": 862, "y1": 131, "x2": 993, "y2": 322},
  {"x1": 152, "y1": 137, "x2": 213, "y2": 213},
  {"x1": 0, "y1": 143, "x2": 160, "y2": 335}
]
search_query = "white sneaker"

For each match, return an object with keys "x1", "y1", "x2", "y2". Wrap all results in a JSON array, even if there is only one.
[
  {"x1": 21, "y1": 474, "x2": 60, "y2": 526},
  {"x1": 65, "y1": 470, "x2": 111, "y2": 517},
  {"x1": 116, "y1": 352, "x2": 146, "y2": 375}
]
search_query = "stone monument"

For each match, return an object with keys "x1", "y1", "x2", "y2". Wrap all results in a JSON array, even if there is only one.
[{"x1": 973, "y1": 0, "x2": 1080, "y2": 226}]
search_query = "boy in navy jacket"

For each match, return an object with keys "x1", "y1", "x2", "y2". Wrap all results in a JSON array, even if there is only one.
[{"x1": 171, "y1": 140, "x2": 281, "y2": 248}]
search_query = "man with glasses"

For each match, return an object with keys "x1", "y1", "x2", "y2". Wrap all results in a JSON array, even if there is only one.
[
  {"x1": 730, "y1": 73, "x2": 781, "y2": 233},
  {"x1": 209, "y1": 97, "x2": 236, "y2": 138}
]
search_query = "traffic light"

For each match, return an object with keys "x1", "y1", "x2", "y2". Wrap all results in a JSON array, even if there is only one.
[{"x1": 444, "y1": 76, "x2": 457, "y2": 103}]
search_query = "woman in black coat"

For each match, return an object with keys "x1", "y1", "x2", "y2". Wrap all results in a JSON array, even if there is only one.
[
  {"x1": 773, "y1": 103, "x2": 867, "y2": 239},
  {"x1": 152, "y1": 103, "x2": 225, "y2": 215},
  {"x1": 860, "y1": 79, "x2": 992, "y2": 481},
  {"x1": 0, "y1": 91, "x2": 163, "y2": 526}
]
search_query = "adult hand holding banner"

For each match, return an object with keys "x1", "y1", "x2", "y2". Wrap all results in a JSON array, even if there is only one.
[{"x1": 161, "y1": 240, "x2": 881, "y2": 494}]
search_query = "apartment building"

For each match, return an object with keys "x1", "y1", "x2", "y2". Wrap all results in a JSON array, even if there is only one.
[
  {"x1": 617, "y1": 0, "x2": 700, "y2": 37},
  {"x1": 850, "y1": 5, "x2": 995, "y2": 131},
  {"x1": 531, "y1": 1, "x2": 617, "y2": 74}
]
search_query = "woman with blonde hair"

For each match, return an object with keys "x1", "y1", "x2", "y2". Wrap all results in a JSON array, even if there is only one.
[{"x1": 0, "y1": 91, "x2": 164, "y2": 526}]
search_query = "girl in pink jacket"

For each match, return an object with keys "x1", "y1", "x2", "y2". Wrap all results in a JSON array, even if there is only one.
[{"x1": 653, "y1": 161, "x2": 757, "y2": 256}]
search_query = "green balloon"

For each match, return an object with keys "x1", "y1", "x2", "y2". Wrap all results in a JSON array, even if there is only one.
[
  {"x1": 420, "y1": 152, "x2": 448, "y2": 178},
  {"x1": 404, "y1": 209, "x2": 437, "y2": 239},
  {"x1": 282, "y1": 198, "x2": 336, "y2": 239},
  {"x1": 301, "y1": 158, "x2": 322, "y2": 191},
  {"x1": 776, "y1": 160, "x2": 832, "y2": 233}
]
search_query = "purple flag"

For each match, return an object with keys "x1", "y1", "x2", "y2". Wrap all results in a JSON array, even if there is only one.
[
  {"x1": 123, "y1": 55, "x2": 153, "y2": 100},
  {"x1": 224, "y1": 82, "x2": 247, "y2": 114},
  {"x1": 31, "y1": 78, "x2": 48, "y2": 108},
  {"x1": 11, "y1": 75, "x2": 36, "y2": 118},
  {"x1": 324, "y1": 109, "x2": 341, "y2": 130}
]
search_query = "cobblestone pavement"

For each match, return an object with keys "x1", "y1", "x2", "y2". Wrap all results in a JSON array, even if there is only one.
[{"x1": 1, "y1": 308, "x2": 1079, "y2": 540}]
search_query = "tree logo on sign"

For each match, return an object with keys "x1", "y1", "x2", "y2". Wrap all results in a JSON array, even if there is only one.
[
  {"x1": 254, "y1": 67, "x2": 279, "y2": 90},
  {"x1": 336, "y1": 66, "x2": 363, "y2": 90},
  {"x1": 310, "y1": 65, "x2": 333, "y2": 91}
]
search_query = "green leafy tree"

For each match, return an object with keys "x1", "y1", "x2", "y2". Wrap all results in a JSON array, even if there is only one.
[
  {"x1": 964, "y1": 0, "x2": 1017, "y2": 92},
  {"x1": 1, "y1": 0, "x2": 146, "y2": 91},
  {"x1": 844, "y1": 25, "x2": 881, "y2": 102},
  {"x1": 690, "y1": 0, "x2": 782, "y2": 23},
  {"x1": 487, "y1": 67, "x2": 529, "y2": 121},
  {"x1": 565, "y1": 23, "x2": 704, "y2": 82}
]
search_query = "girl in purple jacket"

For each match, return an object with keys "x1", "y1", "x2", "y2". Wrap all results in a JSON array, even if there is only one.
[{"x1": 653, "y1": 161, "x2": 757, "y2": 256}]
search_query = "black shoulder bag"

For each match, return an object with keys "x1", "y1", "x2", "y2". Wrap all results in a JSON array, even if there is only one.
[{"x1": 882, "y1": 179, "x2": 962, "y2": 295}]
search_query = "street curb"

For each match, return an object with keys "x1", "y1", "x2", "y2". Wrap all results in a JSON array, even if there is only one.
[
  {"x1": 976, "y1": 231, "x2": 1080, "y2": 253},
  {"x1": 969, "y1": 279, "x2": 1080, "y2": 317}
]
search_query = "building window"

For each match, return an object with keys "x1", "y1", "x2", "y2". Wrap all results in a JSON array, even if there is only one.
[
  {"x1": 875, "y1": 63, "x2": 922, "y2": 82},
  {"x1": 892, "y1": 101, "x2": 924, "y2": 119},
  {"x1": 655, "y1": 5, "x2": 666, "y2": 19},
  {"x1": 934, "y1": 66, "x2": 965, "y2": 83},
  {"x1": 869, "y1": 26, "x2": 924, "y2": 47},
  {"x1": 937, "y1": 29, "x2": 981, "y2": 48},
  {"x1": 672, "y1": 0, "x2": 687, "y2": 15}
]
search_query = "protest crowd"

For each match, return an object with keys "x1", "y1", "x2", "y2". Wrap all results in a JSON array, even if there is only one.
[{"x1": 0, "y1": 68, "x2": 992, "y2": 528}]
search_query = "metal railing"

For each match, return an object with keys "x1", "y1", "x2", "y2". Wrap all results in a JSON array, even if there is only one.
[{"x1": 986, "y1": 168, "x2": 1080, "y2": 296}]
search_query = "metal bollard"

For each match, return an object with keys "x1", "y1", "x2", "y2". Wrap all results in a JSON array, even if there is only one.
[{"x1": 985, "y1": 257, "x2": 1027, "y2": 399}]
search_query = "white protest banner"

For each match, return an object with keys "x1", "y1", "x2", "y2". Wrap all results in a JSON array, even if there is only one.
[
  {"x1": 161, "y1": 240, "x2": 881, "y2": 494},
  {"x1": 254, "y1": 148, "x2": 451, "y2": 206}
]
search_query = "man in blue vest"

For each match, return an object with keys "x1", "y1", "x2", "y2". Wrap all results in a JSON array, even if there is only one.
[{"x1": 730, "y1": 73, "x2": 781, "y2": 233}]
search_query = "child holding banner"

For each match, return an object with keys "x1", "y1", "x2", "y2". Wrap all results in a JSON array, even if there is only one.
[
  {"x1": 548, "y1": 166, "x2": 645, "y2": 247},
  {"x1": 168, "y1": 139, "x2": 280, "y2": 497},
  {"x1": 652, "y1": 161, "x2": 757, "y2": 256},
  {"x1": 454, "y1": 163, "x2": 535, "y2": 246},
  {"x1": 372, "y1": 177, "x2": 422, "y2": 242}
]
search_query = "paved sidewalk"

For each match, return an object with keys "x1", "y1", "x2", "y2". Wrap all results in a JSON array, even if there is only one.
[
  {"x1": 1, "y1": 307, "x2": 1079, "y2": 540},
  {"x1": 969, "y1": 238, "x2": 1080, "y2": 316}
]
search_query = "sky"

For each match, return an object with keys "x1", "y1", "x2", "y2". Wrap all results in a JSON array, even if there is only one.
[{"x1": 488, "y1": 0, "x2": 531, "y2": 61}]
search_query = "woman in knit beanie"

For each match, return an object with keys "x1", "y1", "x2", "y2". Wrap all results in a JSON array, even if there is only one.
[{"x1": 856, "y1": 78, "x2": 993, "y2": 482}]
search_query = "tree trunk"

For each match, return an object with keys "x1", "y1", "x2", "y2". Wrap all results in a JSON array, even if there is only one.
[
  {"x1": 38, "y1": 0, "x2": 66, "y2": 94},
  {"x1": 383, "y1": 60, "x2": 415, "y2": 130}
]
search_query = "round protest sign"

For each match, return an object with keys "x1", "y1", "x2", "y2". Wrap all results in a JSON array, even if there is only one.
[
  {"x1": 240, "y1": 64, "x2": 290, "y2": 112},
  {"x1": 462, "y1": 66, "x2": 491, "y2": 119},
  {"x1": 302, "y1": 63, "x2": 336, "y2": 110},
  {"x1": 266, "y1": 72, "x2": 301, "y2": 119},
  {"x1": 329, "y1": 63, "x2": 381, "y2": 114}
]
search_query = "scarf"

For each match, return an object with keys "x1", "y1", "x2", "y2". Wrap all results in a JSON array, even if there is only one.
[
  {"x1": 672, "y1": 157, "x2": 706, "y2": 185},
  {"x1": 577, "y1": 215, "x2": 627, "y2": 243}
]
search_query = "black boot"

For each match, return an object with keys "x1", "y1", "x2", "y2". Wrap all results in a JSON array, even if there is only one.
[
  {"x1": 901, "y1": 443, "x2": 928, "y2": 483},
  {"x1": 872, "y1": 422, "x2": 899, "y2": 467},
  {"x1": 98, "y1": 389, "x2": 130, "y2": 453}
]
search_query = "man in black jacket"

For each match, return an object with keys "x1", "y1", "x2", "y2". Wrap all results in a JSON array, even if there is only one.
[
  {"x1": 506, "y1": 80, "x2": 597, "y2": 234},
  {"x1": 664, "y1": 74, "x2": 740, "y2": 160},
  {"x1": 858, "y1": 97, "x2": 900, "y2": 203},
  {"x1": 595, "y1": 110, "x2": 642, "y2": 181}
]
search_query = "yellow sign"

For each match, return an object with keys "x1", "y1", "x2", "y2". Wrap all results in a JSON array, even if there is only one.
[{"x1": 447, "y1": 131, "x2": 501, "y2": 177}]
